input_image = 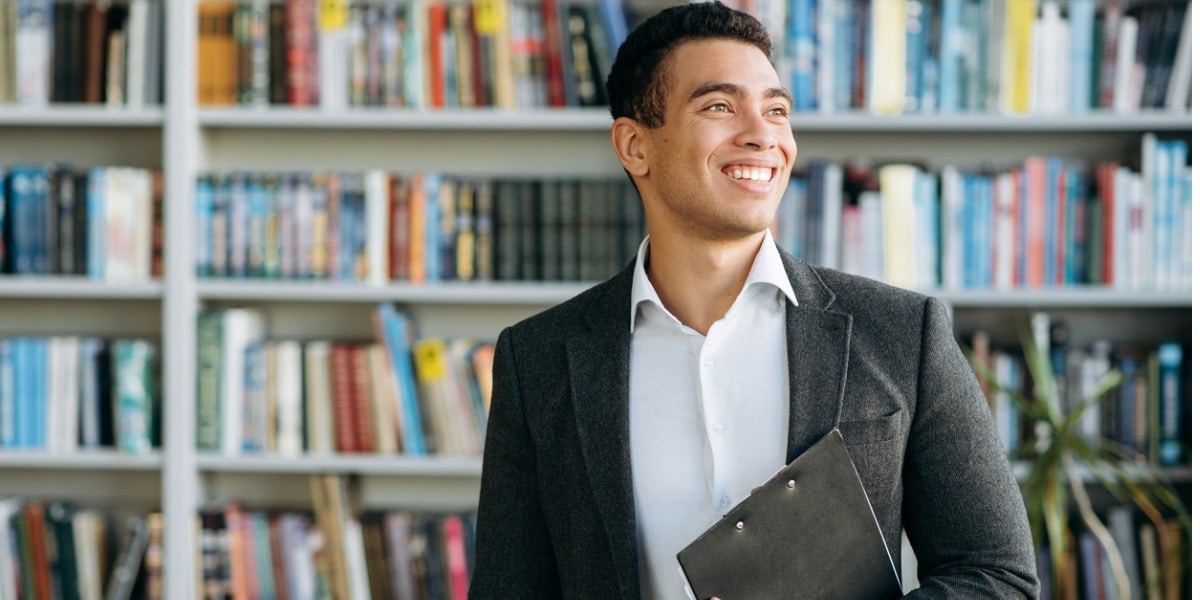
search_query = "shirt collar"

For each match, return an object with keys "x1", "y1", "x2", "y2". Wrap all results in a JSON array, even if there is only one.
[{"x1": 629, "y1": 230, "x2": 799, "y2": 333}]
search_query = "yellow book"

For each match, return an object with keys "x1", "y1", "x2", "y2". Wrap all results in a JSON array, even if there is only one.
[
  {"x1": 879, "y1": 165, "x2": 918, "y2": 289},
  {"x1": 475, "y1": 0, "x2": 517, "y2": 108},
  {"x1": 869, "y1": 0, "x2": 906, "y2": 115},
  {"x1": 1002, "y1": 0, "x2": 1036, "y2": 114}
]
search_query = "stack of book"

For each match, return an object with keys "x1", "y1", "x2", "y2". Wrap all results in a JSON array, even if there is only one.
[
  {"x1": 196, "y1": 304, "x2": 494, "y2": 457},
  {"x1": 0, "y1": 0, "x2": 164, "y2": 107},
  {"x1": 0, "y1": 164, "x2": 164, "y2": 281},
  {"x1": 196, "y1": 0, "x2": 628, "y2": 110},
  {"x1": 194, "y1": 171, "x2": 645, "y2": 284},
  {"x1": 0, "y1": 336, "x2": 159, "y2": 455}
]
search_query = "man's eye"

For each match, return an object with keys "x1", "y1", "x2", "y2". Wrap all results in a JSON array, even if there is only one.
[
  {"x1": 704, "y1": 103, "x2": 731, "y2": 112},
  {"x1": 766, "y1": 107, "x2": 790, "y2": 117}
]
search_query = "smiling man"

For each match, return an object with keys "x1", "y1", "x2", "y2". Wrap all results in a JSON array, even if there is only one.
[{"x1": 469, "y1": 3, "x2": 1039, "y2": 599}]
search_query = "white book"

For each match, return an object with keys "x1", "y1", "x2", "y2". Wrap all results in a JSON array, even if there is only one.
[
  {"x1": 304, "y1": 340, "x2": 335, "y2": 454},
  {"x1": 993, "y1": 171, "x2": 1016, "y2": 290},
  {"x1": 364, "y1": 170, "x2": 389, "y2": 285},
  {"x1": 343, "y1": 518, "x2": 371, "y2": 600},
  {"x1": 1168, "y1": 144, "x2": 1188, "y2": 291},
  {"x1": 868, "y1": 0, "x2": 907, "y2": 115},
  {"x1": 58, "y1": 336, "x2": 80, "y2": 453},
  {"x1": 366, "y1": 344, "x2": 400, "y2": 454},
  {"x1": 816, "y1": 0, "x2": 837, "y2": 113},
  {"x1": 859, "y1": 191, "x2": 884, "y2": 283},
  {"x1": 274, "y1": 340, "x2": 303, "y2": 457},
  {"x1": 73, "y1": 509, "x2": 105, "y2": 600},
  {"x1": 1164, "y1": 2, "x2": 1192, "y2": 111},
  {"x1": 105, "y1": 30, "x2": 125, "y2": 107},
  {"x1": 46, "y1": 336, "x2": 64, "y2": 453},
  {"x1": 1077, "y1": 341, "x2": 1110, "y2": 443},
  {"x1": 125, "y1": 0, "x2": 149, "y2": 110},
  {"x1": 1033, "y1": 2, "x2": 1067, "y2": 114},
  {"x1": 0, "y1": 497, "x2": 24, "y2": 599},
  {"x1": 879, "y1": 164, "x2": 917, "y2": 289},
  {"x1": 940, "y1": 165, "x2": 964, "y2": 291},
  {"x1": 318, "y1": 16, "x2": 349, "y2": 111},
  {"x1": 1124, "y1": 171, "x2": 1146, "y2": 290},
  {"x1": 293, "y1": 175, "x2": 315, "y2": 277},
  {"x1": 14, "y1": 0, "x2": 50, "y2": 105},
  {"x1": 1113, "y1": 166, "x2": 1130, "y2": 288},
  {"x1": 1177, "y1": 167, "x2": 1191, "y2": 290},
  {"x1": 841, "y1": 205, "x2": 862, "y2": 278},
  {"x1": 1138, "y1": 132, "x2": 1156, "y2": 288},
  {"x1": 220, "y1": 309, "x2": 267, "y2": 456},
  {"x1": 1112, "y1": 16, "x2": 1139, "y2": 113},
  {"x1": 820, "y1": 164, "x2": 843, "y2": 269},
  {"x1": 1107, "y1": 505, "x2": 1142, "y2": 600}
]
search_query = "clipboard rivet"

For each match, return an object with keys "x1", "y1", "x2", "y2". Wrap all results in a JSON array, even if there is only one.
[
  {"x1": 735, "y1": 521, "x2": 745, "y2": 530},
  {"x1": 787, "y1": 480, "x2": 795, "y2": 488}
]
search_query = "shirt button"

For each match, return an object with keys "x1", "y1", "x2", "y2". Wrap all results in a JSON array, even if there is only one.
[
  {"x1": 702, "y1": 359, "x2": 714, "y2": 367},
  {"x1": 712, "y1": 424, "x2": 724, "y2": 434},
  {"x1": 721, "y1": 496, "x2": 732, "y2": 507}
]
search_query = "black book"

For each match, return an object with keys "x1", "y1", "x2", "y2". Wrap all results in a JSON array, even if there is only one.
[{"x1": 677, "y1": 429, "x2": 902, "y2": 600}]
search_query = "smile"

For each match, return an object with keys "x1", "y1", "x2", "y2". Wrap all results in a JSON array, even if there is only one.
[{"x1": 722, "y1": 166, "x2": 776, "y2": 183}]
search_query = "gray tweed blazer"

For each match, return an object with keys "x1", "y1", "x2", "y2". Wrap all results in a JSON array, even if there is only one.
[{"x1": 469, "y1": 251, "x2": 1039, "y2": 599}]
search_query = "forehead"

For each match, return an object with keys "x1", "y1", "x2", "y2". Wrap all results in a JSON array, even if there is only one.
[{"x1": 661, "y1": 39, "x2": 780, "y2": 96}]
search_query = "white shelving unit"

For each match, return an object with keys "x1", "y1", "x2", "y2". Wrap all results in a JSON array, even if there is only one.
[{"x1": 0, "y1": 1, "x2": 1191, "y2": 597}]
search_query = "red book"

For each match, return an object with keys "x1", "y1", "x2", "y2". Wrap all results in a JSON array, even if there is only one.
[
  {"x1": 390, "y1": 176, "x2": 411, "y2": 281},
  {"x1": 24, "y1": 502, "x2": 53, "y2": 600},
  {"x1": 1054, "y1": 167, "x2": 1068, "y2": 286},
  {"x1": 1023, "y1": 156, "x2": 1047, "y2": 287},
  {"x1": 285, "y1": 0, "x2": 317, "y2": 106},
  {"x1": 428, "y1": 2, "x2": 447, "y2": 108},
  {"x1": 349, "y1": 344, "x2": 375, "y2": 453},
  {"x1": 442, "y1": 516, "x2": 470, "y2": 600},
  {"x1": 541, "y1": 0, "x2": 566, "y2": 106},
  {"x1": 329, "y1": 344, "x2": 358, "y2": 453},
  {"x1": 1096, "y1": 162, "x2": 1117, "y2": 285}
]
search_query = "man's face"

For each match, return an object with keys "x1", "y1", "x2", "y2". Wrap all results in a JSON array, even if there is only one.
[{"x1": 639, "y1": 39, "x2": 797, "y2": 243}]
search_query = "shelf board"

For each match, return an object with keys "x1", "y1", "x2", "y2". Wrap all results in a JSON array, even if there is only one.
[
  {"x1": 789, "y1": 111, "x2": 1192, "y2": 132},
  {"x1": 198, "y1": 107, "x2": 616, "y2": 130},
  {"x1": 197, "y1": 107, "x2": 1192, "y2": 132},
  {"x1": 197, "y1": 279, "x2": 591, "y2": 304},
  {"x1": 0, "y1": 105, "x2": 165, "y2": 127},
  {"x1": 934, "y1": 287, "x2": 1191, "y2": 308},
  {"x1": 0, "y1": 276, "x2": 163, "y2": 300},
  {"x1": 196, "y1": 453, "x2": 482, "y2": 477},
  {"x1": 197, "y1": 279, "x2": 1189, "y2": 308},
  {"x1": 0, "y1": 450, "x2": 163, "y2": 470}
]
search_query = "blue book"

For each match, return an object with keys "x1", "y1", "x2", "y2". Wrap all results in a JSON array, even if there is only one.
[
  {"x1": 962, "y1": 175, "x2": 978, "y2": 288},
  {"x1": 228, "y1": 173, "x2": 249, "y2": 278},
  {"x1": 597, "y1": 0, "x2": 628, "y2": 57},
  {"x1": 424, "y1": 172, "x2": 443, "y2": 283},
  {"x1": 1062, "y1": 170, "x2": 1078, "y2": 285},
  {"x1": 195, "y1": 176, "x2": 215, "y2": 277},
  {"x1": 788, "y1": 0, "x2": 816, "y2": 110},
  {"x1": 1015, "y1": 169, "x2": 1028, "y2": 286},
  {"x1": 903, "y1": 0, "x2": 930, "y2": 113},
  {"x1": 0, "y1": 339, "x2": 13, "y2": 448},
  {"x1": 1152, "y1": 140, "x2": 1171, "y2": 288},
  {"x1": 86, "y1": 168, "x2": 107, "y2": 279},
  {"x1": 1167, "y1": 140, "x2": 1188, "y2": 288},
  {"x1": 0, "y1": 167, "x2": 7, "y2": 270},
  {"x1": 833, "y1": 0, "x2": 854, "y2": 111},
  {"x1": 1157, "y1": 342, "x2": 1183, "y2": 466},
  {"x1": 7, "y1": 164, "x2": 49, "y2": 275},
  {"x1": 1044, "y1": 157, "x2": 1061, "y2": 286},
  {"x1": 977, "y1": 176, "x2": 993, "y2": 288},
  {"x1": 377, "y1": 303, "x2": 427, "y2": 455},
  {"x1": 246, "y1": 175, "x2": 270, "y2": 278},
  {"x1": 114, "y1": 339, "x2": 156, "y2": 454},
  {"x1": 1068, "y1": 0, "x2": 1095, "y2": 112},
  {"x1": 938, "y1": 0, "x2": 962, "y2": 112}
]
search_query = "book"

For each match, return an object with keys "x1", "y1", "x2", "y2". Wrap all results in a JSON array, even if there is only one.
[
  {"x1": 677, "y1": 429, "x2": 901, "y2": 600},
  {"x1": 105, "y1": 514, "x2": 149, "y2": 600}
]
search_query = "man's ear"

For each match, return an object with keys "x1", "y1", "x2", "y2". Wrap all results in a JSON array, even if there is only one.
[{"x1": 611, "y1": 117, "x2": 650, "y2": 177}]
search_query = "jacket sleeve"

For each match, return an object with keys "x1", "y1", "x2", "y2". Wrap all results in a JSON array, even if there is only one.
[
  {"x1": 901, "y1": 298, "x2": 1041, "y2": 599},
  {"x1": 469, "y1": 327, "x2": 562, "y2": 599}
]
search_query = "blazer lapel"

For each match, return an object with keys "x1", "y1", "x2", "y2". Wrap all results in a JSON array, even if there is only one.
[
  {"x1": 781, "y1": 254, "x2": 853, "y2": 462},
  {"x1": 567, "y1": 264, "x2": 639, "y2": 599}
]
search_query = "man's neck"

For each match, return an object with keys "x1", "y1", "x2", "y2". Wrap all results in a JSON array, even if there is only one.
[{"x1": 643, "y1": 231, "x2": 765, "y2": 336}]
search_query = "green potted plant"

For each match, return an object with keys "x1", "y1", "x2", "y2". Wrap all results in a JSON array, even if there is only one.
[{"x1": 965, "y1": 312, "x2": 1190, "y2": 600}]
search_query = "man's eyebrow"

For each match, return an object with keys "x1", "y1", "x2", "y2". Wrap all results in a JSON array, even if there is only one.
[{"x1": 688, "y1": 82, "x2": 794, "y2": 106}]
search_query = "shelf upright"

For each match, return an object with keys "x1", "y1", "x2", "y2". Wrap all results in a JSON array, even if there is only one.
[{"x1": 162, "y1": 1, "x2": 202, "y2": 599}]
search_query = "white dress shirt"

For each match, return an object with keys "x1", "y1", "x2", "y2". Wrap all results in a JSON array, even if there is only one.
[{"x1": 628, "y1": 231, "x2": 798, "y2": 600}]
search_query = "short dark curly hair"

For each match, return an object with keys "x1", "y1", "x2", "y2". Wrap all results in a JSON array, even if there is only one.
[{"x1": 606, "y1": 2, "x2": 773, "y2": 128}]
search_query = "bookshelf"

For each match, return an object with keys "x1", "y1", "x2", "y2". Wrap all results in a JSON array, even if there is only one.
[{"x1": 0, "y1": 0, "x2": 1191, "y2": 598}]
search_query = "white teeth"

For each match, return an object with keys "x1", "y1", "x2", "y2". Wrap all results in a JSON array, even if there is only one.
[{"x1": 727, "y1": 167, "x2": 771, "y2": 182}]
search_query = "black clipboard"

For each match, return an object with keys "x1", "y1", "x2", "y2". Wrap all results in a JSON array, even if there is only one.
[{"x1": 677, "y1": 429, "x2": 902, "y2": 600}]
